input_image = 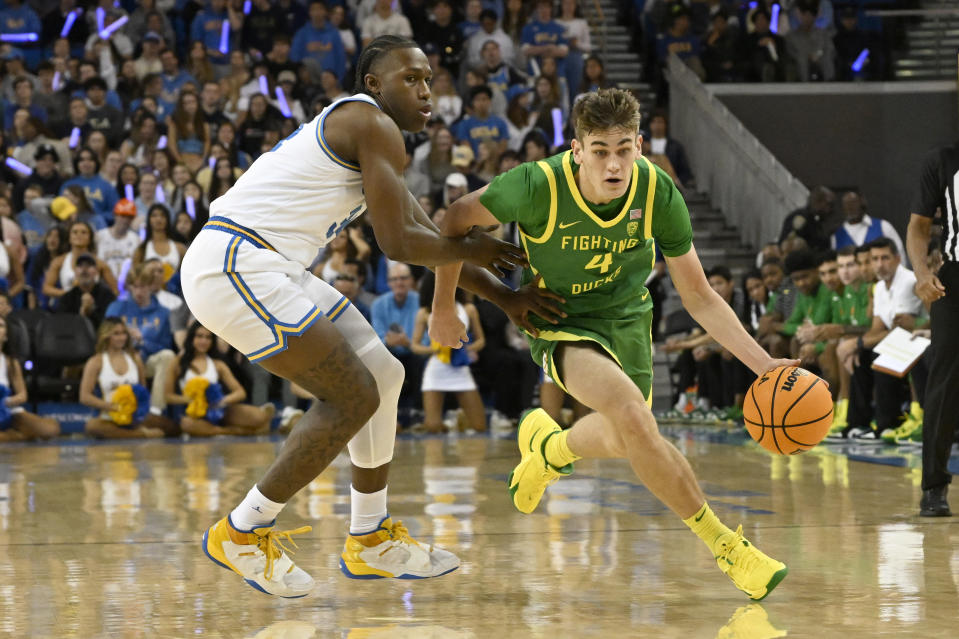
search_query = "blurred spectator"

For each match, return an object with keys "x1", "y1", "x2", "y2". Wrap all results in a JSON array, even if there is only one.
[
  {"x1": 744, "y1": 9, "x2": 787, "y2": 82},
  {"x1": 505, "y1": 90, "x2": 536, "y2": 151},
  {"x1": 293, "y1": 0, "x2": 348, "y2": 84},
  {"x1": 200, "y1": 80, "x2": 232, "y2": 136},
  {"x1": 105, "y1": 263, "x2": 176, "y2": 414},
  {"x1": 190, "y1": 0, "x2": 236, "y2": 72},
  {"x1": 361, "y1": 0, "x2": 414, "y2": 48},
  {"x1": 0, "y1": 50, "x2": 35, "y2": 102},
  {"x1": 422, "y1": 0, "x2": 465, "y2": 77},
  {"x1": 786, "y1": 2, "x2": 836, "y2": 82},
  {"x1": 25, "y1": 226, "x2": 66, "y2": 308},
  {"x1": 855, "y1": 243, "x2": 876, "y2": 283},
  {"x1": 120, "y1": 112, "x2": 161, "y2": 168},
  {"x1": 831, "y1": 190, "x2": 904, "y2": 257},
  {"x1": 97, "y1": 199, "x2": 140, "y2": 281},
  {"x1": 702, "y1": 8, "x2": 742, "y2": 82},
  {"x1": 265, "y1": 34, "x2": 299, "y2": 81},
  {"x1": 142, "y1": 258, "x2": 190, "y2": 349},
  {"x1": 186, "y1": 40, "x2": 216, "y2": 87},
  {"x1": 160, "y1": 48, "x2": 198, "y2": 107},
  {"x1": 237, "y1": 94, "x2": 282, "y2": 159},
  {"x1": 779, "y1": 185, "x2": 835, "y2": 252},
  {"x1": 480, "y1": 39, "x2": 527, "y2": 105},
  {"x1": 80, "y1": 317, "x2": 170, "y2": 439},
  {"x1": 460, "y1": 0, "x2": 484, "y2": 40},
  {"x1": 61, "y1": 147, "x2": 119, "y2": 223},
  {"x1": 62, "y1": 185, "x2": 107, "y2": 231},
  {"x1": 789, "y1": 0, "x2": 834, "y2": 33},
  {"x1": 132, "y1": 204, "x2": 187, "y2": 281},
  {"x1": 134, "y1": 172, "x2": 163, "y2": 221},
  {"x1": 54, "y1": 252, "x2": 116, "y2": 328},
  {"x1": 556, "y1": 0, "x2": 591, "y2": 100},
  {"x1": 744, "y1": 269, "x2": 768, "y2": 333},
  {"x1": 502, "y1": 0, "x2": 530, "y2": 44},
  {"x1": 0, "y1": 195, "x2": 28, "y2": 265},
  {"x1": 4, "y1": 77, "x2": 47, "y2": 132},
  {"x1": 0, "y1": 315, "x2": 60, "y2": 442},
  {"x1": 135, "y1": 31, "x2": 165, "y2": 80},
  {"x1": 473, "y1": 140, "x2": 501, "y2": 184},
  {"x1": 100, "y1": 151, "x2": 123, "y2": 188},
  {"x1": 33, "y1": 61, "x2": 70, "y2": 126},
  {"x1": 522, "y1": 128, "x2": 550, "y2": 162},
  {"x1": 167, "y1": 91, "x2": 211, "y2": 174},
  {"x1": 85, "y1": 131, "x2": 110, "y2": 166},
  {"x1": 521, "y1": 0, "x2": 569, "y2": 77},
  {"x1": 313, "y1": 224, "x2": 372, "y2": 284},
  {"x1": 12, "y1": 117, "x2": 72, "y2": 177},
  {"x1": 43, "y1": 220, "x2": 118, "y2": 302},
  {"x1": 578, "y1": 54, "x2": 615, "y2": 97},
  {"x1": 647, "y1": 111, "x2": 693, "y2": 187},
  {"x1": 243, "y1": 0, "x2": 290, "y2": 58},
  {"x1": 411, "y1": 125, "x2": 456, "y2": 197},
  {"x1": 834, "y1": 5, "x2": 884, "y2": 81},
  {"x1": 333, "y1": 272, "x2": 371, "y2": 321},
  {"x1": 371, "y1": 262, "x2": 422, "y2": 409},
  {"x1": 43, "y1": 0, "x2": 90, "y2": 59},
  {"x1": 0, "y1": 1, "x2": 43, "y2": 69},
  {"x1": 83, "y1": 77, "x2": 125, "y2": 148},
  {"x1": 430, "y1": 68, "x2": 463, "y2": 126},
  {"x1": 208, "y1": 157, "x2": 240, "y2": 203},
  {"x1": 453, "y1": 86, "x2": 509, "y2": 156},
  {"x1": 329, "y1": 5, "x2": 358, "y2": 63},
  {"x1": 466, "y1": 9, "x2": 517, "y2": 69},
  {"x1": 657, "y1": 3, "x2": 705, "y2": 81},
  {"x1": 126, "y1": 0, "x2": 175, "y2": 47},
  {"x1": 13, "y1": 144, "x2": 64, "y2": 212}
]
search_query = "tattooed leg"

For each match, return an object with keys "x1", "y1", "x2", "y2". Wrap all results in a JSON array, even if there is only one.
[{"x1": 256, "y1": 318, "x2": 380, "y2": 503}]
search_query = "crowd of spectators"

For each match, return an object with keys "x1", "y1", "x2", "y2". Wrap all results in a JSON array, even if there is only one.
[
  {"x1": 629, "y1": 0, "x2": 891, "y2": 87},
  {"x1": 0, "y1": 0, "x2": 623, "y2": 439}
]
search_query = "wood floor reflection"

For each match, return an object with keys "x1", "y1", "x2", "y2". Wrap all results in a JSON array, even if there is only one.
[{"x1": 1, "y1": 428, "x2": 957, "y2": 638}]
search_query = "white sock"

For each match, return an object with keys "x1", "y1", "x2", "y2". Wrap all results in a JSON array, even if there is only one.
[
  {"x1": 230, "y1": 485, "x2": 285, "y2": 531},
  {"x1": 349, "y1": 485, "x2": 388, "y2": 535}
]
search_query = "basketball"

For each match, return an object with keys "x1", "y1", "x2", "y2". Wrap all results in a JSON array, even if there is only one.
[{"x1": 742, "y1": 366, "x2": 833, "y2": 455}]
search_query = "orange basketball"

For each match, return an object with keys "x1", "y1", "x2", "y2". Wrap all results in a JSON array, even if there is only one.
[{"x1": 742, "y1": 365, "x2": 833, "y2": 455}]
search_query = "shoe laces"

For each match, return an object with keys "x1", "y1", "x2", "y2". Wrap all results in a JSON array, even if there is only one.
[
  {"x1": 388, "y1": 520, "x2": 422, "y2": 549},
  {"x1": 246, "y1": 525, "x2": 311, "y2": 581},
  {"x1": 716, "y1": 525, "x2": 755, "y2": 573}
]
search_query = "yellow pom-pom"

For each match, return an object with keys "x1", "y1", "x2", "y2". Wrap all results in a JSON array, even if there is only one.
[
  {"x1": 184, "y1": 377, "x2": 211, "y2": 419},
  {"x1": 108, "y1": 384, "x2": 137, "y2": 426}
]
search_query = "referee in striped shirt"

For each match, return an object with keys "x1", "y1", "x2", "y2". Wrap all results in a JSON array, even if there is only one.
[{"x1": 908, "y1": 142, "x2": 958, "y2": 517}]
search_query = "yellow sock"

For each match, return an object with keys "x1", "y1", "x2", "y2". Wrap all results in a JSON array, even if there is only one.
[
  {"x1": 543, "y1": 430, "x2": 580, "y2": 469},
  {"x1": 683, "y1": 502, "x2": 733, "y2": 551}
]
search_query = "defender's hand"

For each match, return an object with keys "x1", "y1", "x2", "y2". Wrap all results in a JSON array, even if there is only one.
[
  {"x1": 915, "y1": 271, "x2": 946, "y2": 304},
  {"x1": 429, "y1": 309, "x2": 468, "y2": 348},
  {"x1": 500, "y1": 274, "x2": 566, "y2": 337},
  {"x1": 463, "y1": 225, "x2": 528, "y2": 277}
]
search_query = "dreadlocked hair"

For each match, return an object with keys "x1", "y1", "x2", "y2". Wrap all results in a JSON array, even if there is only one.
[{"x1": 354, "y1": 35, "x2": 420, "y2": 96}]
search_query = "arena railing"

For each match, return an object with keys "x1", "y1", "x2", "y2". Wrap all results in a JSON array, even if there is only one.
[{"x1": 666, "y1": 53, "x2": 809, "y2": 251}]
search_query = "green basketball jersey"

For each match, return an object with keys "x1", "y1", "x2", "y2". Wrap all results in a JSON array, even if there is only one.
[{"x1": 480, "y1": 151, "x2": 692, "y2": 324}]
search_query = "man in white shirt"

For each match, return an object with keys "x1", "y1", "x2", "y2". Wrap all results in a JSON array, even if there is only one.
[
  {"x1": 96, "y1": 199, "x2": 141, "y2": 281},
  {"x1": 843, "y1": 238, "x2": 923, "y2": 440},
  {"x1": 465, "y1": 9, "x2": 517, "y2": 69},
  {"x1": 831, "y1": 190, "x2": 905, "y2": 259},
  {"x1": 361, "y1": 0, "x2": 413, "y2": 47}
]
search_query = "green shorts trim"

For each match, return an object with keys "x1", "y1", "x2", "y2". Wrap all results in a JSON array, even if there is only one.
[{"x1": 527, "y1": 312, "x2": 654, "y2": 405}]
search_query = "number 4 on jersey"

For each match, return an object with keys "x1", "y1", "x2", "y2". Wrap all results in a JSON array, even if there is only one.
[{"x1": 585, "y1": 252, "x2": 613, "y2": 274}]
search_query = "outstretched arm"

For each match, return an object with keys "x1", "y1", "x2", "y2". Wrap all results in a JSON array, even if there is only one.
[{"x1": 667, "y1": 245, "x2": 797, "y2": 376}]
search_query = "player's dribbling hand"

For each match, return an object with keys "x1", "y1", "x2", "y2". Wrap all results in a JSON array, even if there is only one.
[
  {"x1": 501, "y1": 274, "x2": 566, "y2": 337},
  {"x1": 428, "y1": 309, "x2": 469, "y2": 348},
  {"x1": 464, "y1": 226, "x2": 528, "y2": 277},
  {"x1": 759, "y1": 357, "x2": 801, "y2": 376}
]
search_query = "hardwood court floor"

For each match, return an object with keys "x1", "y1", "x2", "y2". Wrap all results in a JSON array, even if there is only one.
[{"x1": 1, "y1": 427, "x2": 957, "y2": 638}]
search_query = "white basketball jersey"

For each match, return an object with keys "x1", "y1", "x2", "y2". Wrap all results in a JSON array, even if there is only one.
[{"x1": 209, "y1": 94, "x2": 378, "y2": 268}]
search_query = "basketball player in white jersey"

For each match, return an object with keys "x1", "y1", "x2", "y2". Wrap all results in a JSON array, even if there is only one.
[{"x1": 182, "y1": 36, "x2": 564, "y2": 597}]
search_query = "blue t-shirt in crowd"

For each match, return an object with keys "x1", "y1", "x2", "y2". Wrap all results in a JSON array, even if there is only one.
[
  {"x1": 4, "y1": 103, "x2": 46, "y2": 131},
  {"x1": 370, "y1": 290, "x2": 420, "y2": 357},
  {"x1": 60, "y1": 175, "x2": 119, "y2": 223},
  {"x1": 160, "y1": 69, "x2": 198, "y2": 105},
  {"x1": 0, "y1": 6, "x2": 42, "y2": 67},
  {"x1": 70, "y1": 88, "x2": 123, "y2": 112},
  {"x1": 520, "y1": 18, "x2": 568, "y2": 75},
  {"x1": 454, "y1": 114, "x2": 509, "y2": 154},
  {"x1": 128, "y1": 96, "x2": 174, "y2": 121},
  {"x1": 17, "y1": 209, "x2": 47, "y2": 249},
  {"x1": 291, "y1": 22, "x2": 346, "y2": 80},
  {"x1": 105, "y1": 295, "x2": 173, "y2": 359},
  {"x1": 656, "y1": 32, "x2": 702, "y2": 63},
  {"x1": 190, "y1": 8, "x2": 232, "y2": 65}
]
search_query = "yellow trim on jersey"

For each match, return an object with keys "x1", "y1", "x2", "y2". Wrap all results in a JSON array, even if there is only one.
[
  {"x1": 205, "y1": 220, "x2": 277, "y2": 252},
  {"x1": 522, "y1": 160, "x2": 559, "y2": 244},
  {"x1": 561, "y1": 151, "x2": 640, "y2": 229},
  {"x1": 315, "y1": 115, "x2": 361, "y2": 172},
  {"x1": 518, "y1": 232, "x2": 549, "y2": 290},
  {"x1": 640, "y1": 156, "x2": 657, "y2": 240},
  {"x1": 247, "y1": 307, "x2": 324, "y2": 362}
]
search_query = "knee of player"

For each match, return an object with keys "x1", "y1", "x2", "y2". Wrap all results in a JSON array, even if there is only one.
[
  {"x1": 351, "y1": 372, "x2": 382, "y2": 422},
  {"x1": 381, "y1": 353, "x2": 406, "y2": 395},
  {"x1": 611, "y1": 400, "x2": 657, "y2": 442}
]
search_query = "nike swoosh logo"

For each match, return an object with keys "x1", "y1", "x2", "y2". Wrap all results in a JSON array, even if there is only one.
[
  {"x1": 558, "y1": 221, "x2": 581, "y2": 229},
  {"x1": 695, "y1": 511, "x2": 705, "y2": 522}
]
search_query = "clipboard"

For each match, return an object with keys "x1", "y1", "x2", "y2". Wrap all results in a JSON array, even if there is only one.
[{"x1": 871, "y1": 327, "x2": 931, "y2": 378}]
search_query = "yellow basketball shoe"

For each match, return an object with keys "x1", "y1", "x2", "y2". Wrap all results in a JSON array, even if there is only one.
[
  {"x1": 712, "y1": 525, "x2": 788, "y2": 601},
  {"x1": 340, "y1": 516, "x2": 460, "y2": 579},
  {"x1": 508, "y1": 408, "x2": 574, "y2": 514},
  {"x1": 202, "y1": 515, "x2": 314, "y2": 598},
  {"x1": 826, "y1": 398, "x2": 848, "y2": 437}
]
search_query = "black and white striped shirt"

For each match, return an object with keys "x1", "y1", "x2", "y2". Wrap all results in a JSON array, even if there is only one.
[{"x1": 915, "y1": 142, "x2": 959, "y2": 262}]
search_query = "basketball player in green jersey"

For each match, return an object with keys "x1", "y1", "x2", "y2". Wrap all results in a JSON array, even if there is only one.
[{"x1": 430, "y1": 89, "x2": 798, "y2": 601}]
